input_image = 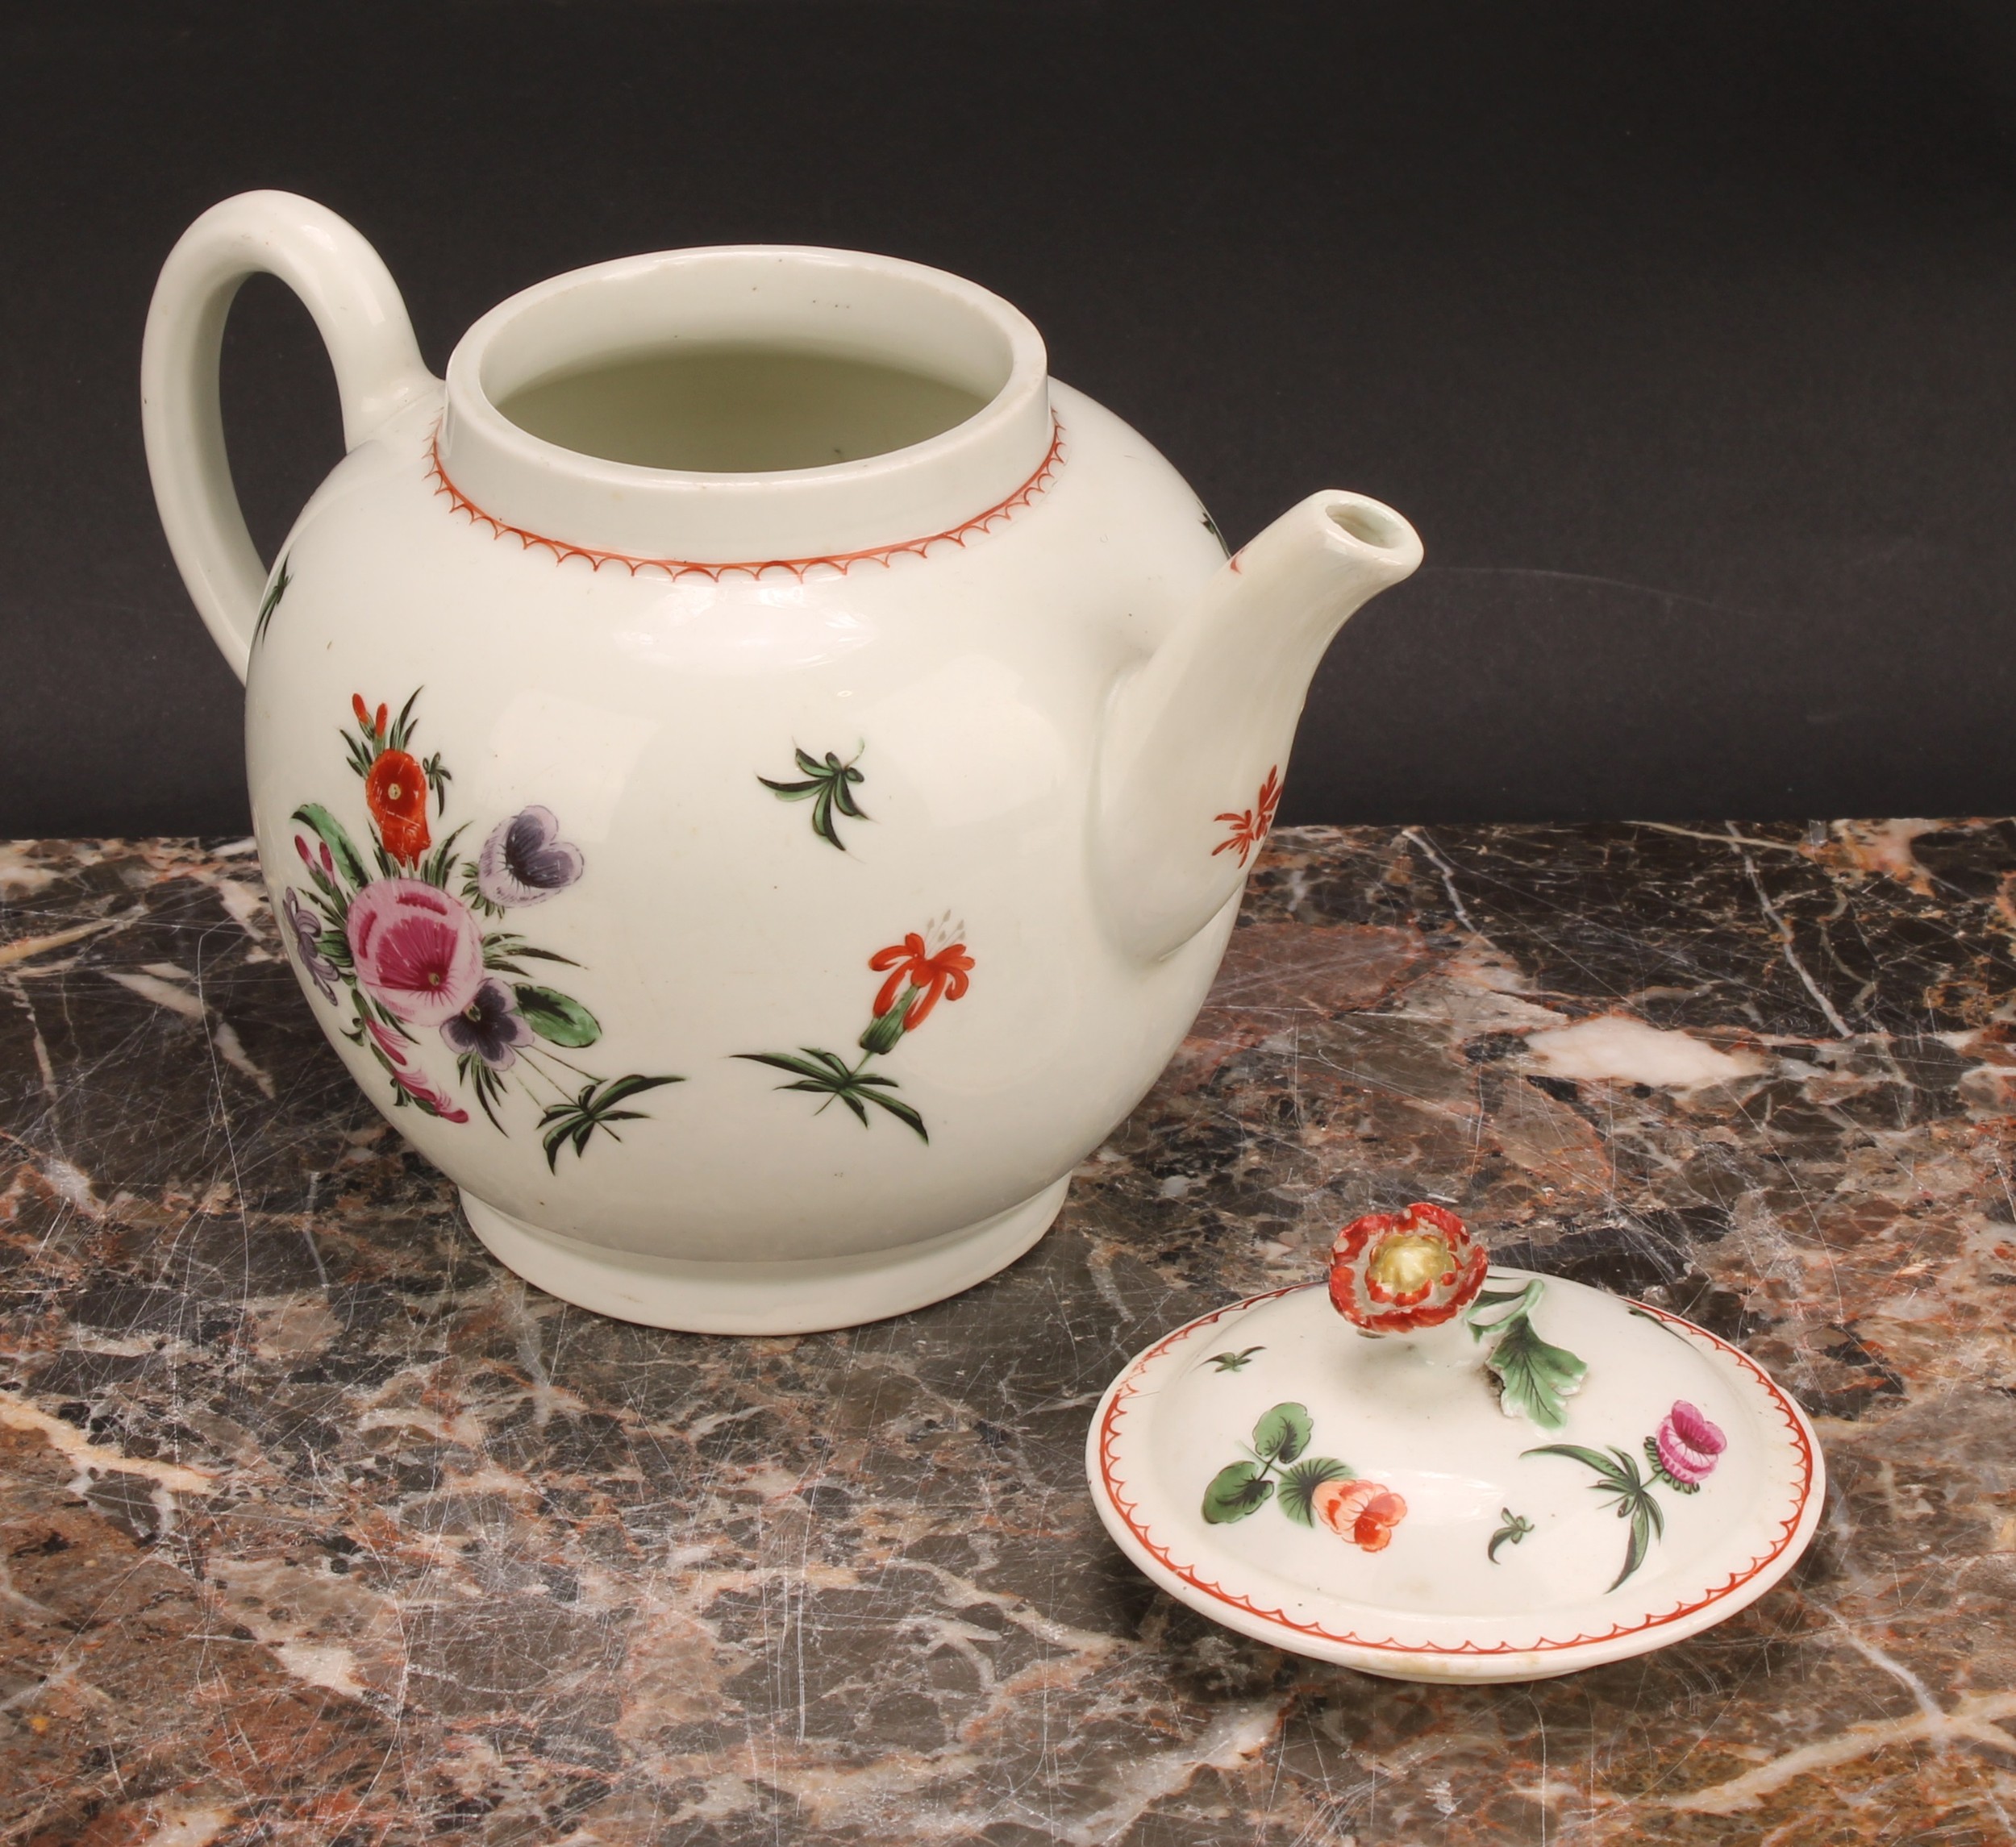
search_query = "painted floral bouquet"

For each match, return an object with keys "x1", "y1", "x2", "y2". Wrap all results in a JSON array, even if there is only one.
[{"x1": 279, "y1": 690, "x2": 679, "y2": 1168}]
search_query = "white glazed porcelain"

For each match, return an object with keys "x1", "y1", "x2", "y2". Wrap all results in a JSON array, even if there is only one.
[
  {"x1": 1087, "y1": 1215, "x2": 1823, "y2": 1683},
  {"x1": 142, "y1": 191, "x2": 1423, "y2": 1334}
]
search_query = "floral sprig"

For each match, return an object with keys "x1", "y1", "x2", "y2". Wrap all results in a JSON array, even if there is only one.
[
  {"x1": 737, "y1": 914, "x2": 972, "y2": 1142},
  {"x1": 1488, "y1": 1508, "x2": 1534, "y2": 1562},
  {"x1": 1213, "y1": 765, "x2": 1282, "y2": 868},
  {"x1": 1524, "y1": 1402, "x2": 1727, "y2": 1591},
  {"x1": 1199, "y1": 1400, "x2": 1406, "y2": 1553},
  {"x1": 251, "y1": 555, "x2": 292, "y2": 651},
  {"x1": 277, "y1": 685, "x2": 680, "y2": 1163},
  {"x1": 1206, "y1": 1346, "x2": 1265, "y2": 1373},
  {"x1": 760, "y1": 745, "x2": 868, "y2": 851}
]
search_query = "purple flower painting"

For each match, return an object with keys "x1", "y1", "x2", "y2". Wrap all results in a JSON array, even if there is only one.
[
  {"x1": 476, "y1": 806, "x2": 584, "y2": 909},
  {"x1": 281, "y1": 887, "x2": 339, "y2": 1000},
  {"x1": 439, "y1": 977, "x2": 536, "y2": 1071}
]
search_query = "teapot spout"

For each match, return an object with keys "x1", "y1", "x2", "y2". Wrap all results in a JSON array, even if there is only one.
[{"x1": 1094, "y1": 491, "x2": 1422, "y2": 960}]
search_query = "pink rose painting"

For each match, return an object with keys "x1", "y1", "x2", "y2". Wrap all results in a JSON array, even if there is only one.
[
  {"x1": 346, "y1": 880, "x2": 485, "y2": 1028},
  {"x1": 280, "y1": 682, "x2": 681, "y2": 1164},
  {"x1": 1648, "y1": 1400, "x2": 1727, "y2": 1493}
]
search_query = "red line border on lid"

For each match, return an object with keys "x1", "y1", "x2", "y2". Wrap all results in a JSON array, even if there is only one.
[
  {"x1": 1093, "y1": 1283, "x2": 1818, "y2": 1658},
  {"x1": 426, "y1": 412, "x2": 1067, "y2": 583}
]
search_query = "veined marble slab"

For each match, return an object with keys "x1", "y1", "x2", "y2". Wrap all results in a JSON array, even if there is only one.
[{"x1": 1, "y1": 822, "x2": 2012, "y2": 1844}]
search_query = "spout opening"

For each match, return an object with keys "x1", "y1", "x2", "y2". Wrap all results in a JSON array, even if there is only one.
[{"x1": 1325, "y1": 497, "x2": 1410, "y2": 551}]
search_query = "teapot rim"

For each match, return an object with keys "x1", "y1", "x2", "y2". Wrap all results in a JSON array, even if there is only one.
[{"x1": 435, "y1": 243, "x2": 1056, "y2": 563}]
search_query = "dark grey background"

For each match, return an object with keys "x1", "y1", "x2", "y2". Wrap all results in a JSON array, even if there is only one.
[{"x1": 5, "y1": 0, "x2": 2015, "y2": 835}]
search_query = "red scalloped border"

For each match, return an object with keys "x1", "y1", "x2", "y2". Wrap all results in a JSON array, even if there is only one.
[
  {"x1": 1094, "y1": 1283, "x2": 1818, "y2": 1658},
  {"x1": 425, "y1": 413, "x2": 1066, "y2": 582}
]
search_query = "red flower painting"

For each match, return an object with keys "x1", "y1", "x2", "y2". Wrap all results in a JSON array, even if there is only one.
[
  {"x1": 365, "y1": 747, "x2": 431, "y2": 863},
  {"x1": 739, "y1": 915, "x2": 975, "y2": 1142},
  {"x1": 868, "y1": 932, "x2": 975, "y2": 1032},
  {"x1": 1328, "y1": 1201, "x2": 1489, "y2": 1333},
  {"x1": 1213, "y1": 765, "x2": 1282, "y2": 867},
  {"x1": 1312, "y1": 1478, "x2": 1410, "y2": 1552}
]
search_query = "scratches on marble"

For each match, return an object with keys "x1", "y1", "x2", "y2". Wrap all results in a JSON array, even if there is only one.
[
  {"x1": 105, "y1": 967, "x2": 209, "y2": 1021},
  {"x1": 0, "y1": 1390, "x2": 212, "y2": 1494},
  {"x1": 0, "y1": 916, "x2": 123, "y2": 967},
  {"x1": 1060, "y1": 1695, "x2": 1283, "y2": 1846},
  {"x1": 1634, "y1": 820, "x2": 1810, "y2": 855},
  {"x1": 1399, "y1": 826, "x2": 1479, "y2": 933},
  {"x1": 2, "y1": 826, "x2": 2015, "y2": 1841},
  {"x1": 106, "y1": 963, "x2": 278, "y2": 1099},
  {"x1": 1664, "y1": 1688, "x2": 2016, "y2": 1815},
  {"x1": 1729, "y1": 829, "x2": 1856, "y2": 1037}
]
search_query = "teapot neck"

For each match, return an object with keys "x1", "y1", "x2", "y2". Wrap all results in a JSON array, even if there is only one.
[{"x1": 434, "y1": 246, "x2": 1053, "y2": 568}]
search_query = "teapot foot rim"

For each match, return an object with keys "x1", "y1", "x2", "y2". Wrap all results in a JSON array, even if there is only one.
[{"x1": 458, "y1": 1177, "x2": 1068, "y2": 1335}]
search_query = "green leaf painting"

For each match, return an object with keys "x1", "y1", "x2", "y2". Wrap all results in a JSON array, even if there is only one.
[
  {"x1": 1198, "y1": 1403, "x2": 1368, "y2": 1538},
  {"x1": 290, "y1": 801, "x2": 371, "y2": 892},
  {"x1": 1487, "y1": 1508, "x2": 1535, "y2": 1562},
  {"x1": 1525, "y1": 1443, "x2": 1668, "y2": 1591},
  {"x1": 1206, "y1": 1346, "x2": 1265, "y2": 1372},
  {"x1": 1465, "y1": 1275, "x2": 1589, "y2": 1430},
  {"x1": 735, "y1": 1049, "x2": 930, "y2": 1142},
  {"x1": 514, "y1": 984, "x2": 602, "y2": 1049},
  {"x1": 538, "y1": 1073, "x2": 684, "y2": 1171},
  {"x1": 1277, "y1": 1457, "x2": 1355, "y2": 1526},
  {"x1": 252, "y1": 554, "x2": 292, "y2": 651},
  {"x1": 1202, "y1": 1461, "x2": 1276, "y2": 1524},
  {"x1": 1252, "y1": 1402, "x2": 1313, "y2": 1466},
  {"x1": 760, "y1": 746, "x2": 868, "y2": 851}
]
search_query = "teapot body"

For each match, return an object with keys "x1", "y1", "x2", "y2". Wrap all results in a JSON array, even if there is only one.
[
  {"x1": 148, "y1": 193, "x2": 1419, "y2": 1333},
  {"x1": 246, "y1": 380, "x2": 1232, "y2": 1328}
]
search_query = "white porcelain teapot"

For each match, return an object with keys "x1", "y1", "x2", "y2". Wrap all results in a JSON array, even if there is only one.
[{"x1": 143, "y1": 190, "x2": 1422, "y2": 1334}]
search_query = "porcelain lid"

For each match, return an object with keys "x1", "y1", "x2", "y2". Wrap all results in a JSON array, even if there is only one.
[{"x1": 1087, "y1": 1207, "x2": 1822, "y2": 1683}]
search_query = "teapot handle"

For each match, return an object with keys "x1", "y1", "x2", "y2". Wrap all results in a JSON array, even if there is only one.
[{"x1": 141, "y1": 191, "x2": 435, "y2": 682}]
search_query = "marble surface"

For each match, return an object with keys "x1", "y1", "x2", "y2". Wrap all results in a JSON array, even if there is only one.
[{"x1": 2, "y1": 822, "x2": 2014, "y2": 1845}]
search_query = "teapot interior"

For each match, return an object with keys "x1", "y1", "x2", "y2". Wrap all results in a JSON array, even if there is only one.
[
  {"x1": 498, "y1": 343, "x2": 992, "y2": 474},
  {"x1": 441, "y1": 245, "x2": 1052, "y2": 558}
]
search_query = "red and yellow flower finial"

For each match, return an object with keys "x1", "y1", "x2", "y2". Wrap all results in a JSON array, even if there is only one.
[{"x1": 1327, "y1": 1201, "x2": 1488, "y2": 1333}]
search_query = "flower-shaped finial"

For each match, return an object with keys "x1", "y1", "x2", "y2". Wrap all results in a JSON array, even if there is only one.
[{"x1": 1328, "y1": 1201, "x2": 1489, "y2": 1333}]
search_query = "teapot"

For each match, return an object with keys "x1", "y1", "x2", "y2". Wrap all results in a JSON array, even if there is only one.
[{"x1": 142, "y1": 190, "x2": 1422, "y2": 1334}]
